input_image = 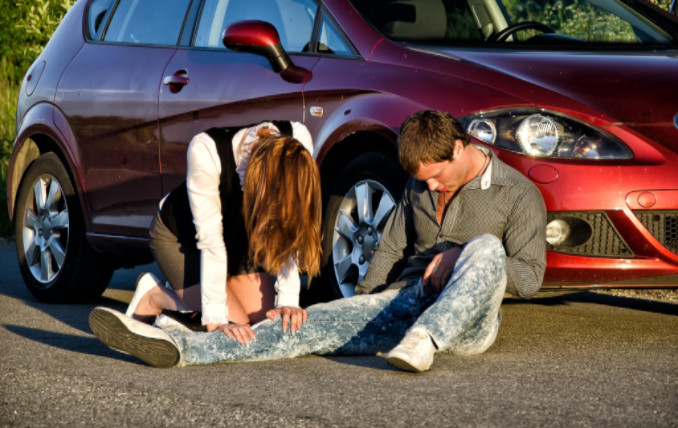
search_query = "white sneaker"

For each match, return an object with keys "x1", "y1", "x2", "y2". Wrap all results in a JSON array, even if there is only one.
[
  {"x1": 125, "y1": 272, "x2": 162, "y2": 318},
  {"x1": 386, "y1": 326, "x2": 436, "y2": 373},
  {"x1": 89, "y1": 307, "x2": 180, "y2": 368}
]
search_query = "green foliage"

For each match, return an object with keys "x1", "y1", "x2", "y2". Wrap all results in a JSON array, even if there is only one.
[
  {"x1": 0, "y1": 0, "x2": 75, "y2": 238},
  {"x1": 649, "y1": 0, "x2": 672, "y2": 9},
  {"x1": 542, "y1": 1, "x2": 636, "y2": 42},
  {"x1": 502, "y1": 0, "x2": 674, "y2": 42},
  {"x1": 0, "y1": 0, "x2": 75, "y2": 85}
]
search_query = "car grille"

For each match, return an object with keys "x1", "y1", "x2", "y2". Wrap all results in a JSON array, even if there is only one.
[
  {"x1": 547, "y1": 212, "x2": 633, "y2": 257},
  {"x1": 633, "y1": 210, "x2": 678, "y2": 255}
]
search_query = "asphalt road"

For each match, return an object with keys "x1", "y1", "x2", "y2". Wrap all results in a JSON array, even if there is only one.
[{"x1": 1, "y1": 242, "x2": 677, "y2": 427}]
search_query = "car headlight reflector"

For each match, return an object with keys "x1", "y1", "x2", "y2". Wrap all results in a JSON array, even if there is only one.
[
  {"x1": 467, "y1": 119, "x2": 497, "y2": 144},
  {"x1": 516, "y1": 114, "x2": 559, "y2": 156},
  {"x1": 460, "y1": 109, "x2": 632, "y2": 160}
]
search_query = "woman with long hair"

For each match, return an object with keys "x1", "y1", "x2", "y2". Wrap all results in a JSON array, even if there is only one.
[{"x1": 91, "y1": 121, "x2": 322, "y2": 347}]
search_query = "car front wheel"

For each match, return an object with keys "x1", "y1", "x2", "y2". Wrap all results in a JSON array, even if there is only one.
[
  {"x1": 320, "y1": 152, "x2": 407, "y2": 300},
  {"x1": 14, "y1": 152, "x2": 113, "y2": 302}
]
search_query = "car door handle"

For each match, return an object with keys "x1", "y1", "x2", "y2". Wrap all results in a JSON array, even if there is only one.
[{"x1": 163, "y1": 70, "x2": 189, "y2": 93}]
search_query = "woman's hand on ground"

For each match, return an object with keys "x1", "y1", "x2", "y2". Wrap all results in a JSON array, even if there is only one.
[
  {"x1": 207, "y1": 323, "x2": 256, "y2": 345},
  {"x1": 266, "y1": 306, "x2": 308, "y2": 334}
]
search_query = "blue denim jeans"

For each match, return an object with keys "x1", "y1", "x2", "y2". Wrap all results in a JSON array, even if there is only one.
[{"x1": 161, "y1": 234, "x2": 507, "y2": 366}]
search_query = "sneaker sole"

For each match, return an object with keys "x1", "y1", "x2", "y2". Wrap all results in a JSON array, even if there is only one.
[
  {"x1": 386, "y1": 352, "x2": 430, "y2": 373},
  {"x1": 89, "y1": 308, "x2": 180, "y2": 368}
]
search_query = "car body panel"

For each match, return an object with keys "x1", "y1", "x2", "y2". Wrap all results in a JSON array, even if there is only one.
[
  {"x1": 55, "y1": 43, "x2": 173, "y2": 237},
  {"x1": 157, "y1": 49, "x2": 317, "y2": 195},
  {"x1": 449, "y1": 50, "x2": 678, "y2": 141}
]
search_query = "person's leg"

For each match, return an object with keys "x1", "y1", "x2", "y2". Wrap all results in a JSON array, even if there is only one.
[
  {"x1": 413, "y1": 234, "x2": 506, "y2": 350},
  {"x1": 131, "y1": 277, "x2": 184, "y2": 321},
  {"x1": 161, "y1": 281, "x2": 436, "y2": 366},
  {"x1": 386, "y1": 234, "x2": 507, "y2": 371},
  {"x1": 172, "y1": 273, "x2": 276, "y2": 325},
  {"x1": 227, "y1": 273, "x2": 276, "y2": 324},
  {"x1": 128, "y1": 213, "x2": 193, "y2": 321}
]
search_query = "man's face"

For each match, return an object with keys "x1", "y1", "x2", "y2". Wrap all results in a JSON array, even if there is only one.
[{"x1": 412, "y1": 140, "x2": 469, "y2": 193}]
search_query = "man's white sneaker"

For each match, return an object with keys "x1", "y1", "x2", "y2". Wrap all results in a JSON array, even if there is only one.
[
  {"x1": 125, "y1": 272, "x2": 161, "y2": 318},
  {"x1": 386, "y1": 326, "x2": 436, "y2": 373},
  {"x1": 89, "y1": 307, "x2": 180, "y2": 368}
]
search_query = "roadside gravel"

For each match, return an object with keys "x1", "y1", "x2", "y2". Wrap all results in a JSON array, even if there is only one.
[{"x1": 591, "y1": 288, "x2": 678, "y2": 303}]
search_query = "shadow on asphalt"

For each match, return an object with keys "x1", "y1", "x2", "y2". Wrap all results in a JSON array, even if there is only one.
[
  {"x1": 320, "y1": 355, "x2": 396, "y2": 371},
  {"x1": 504, "y1": 291, "x2": 678, "y2": 316},
  {"x1": 3, "y1": 324, "x2": 143, "y2": 365}
]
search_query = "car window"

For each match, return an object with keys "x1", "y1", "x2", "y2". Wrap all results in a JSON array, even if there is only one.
[
  {"x1": 87, "y1": 0, "x2": 116, "y2": 40},
  {"x1": 103, "y1": 0, "x2": 192, "y2": 45},
  {"x1": 500, "y1": 0, "x2": 670, "y2": 43},
  {"x1": 316, "y1": 11, "x2": 355, "y2": 55},
  {"x1": 195, "y1": 0, "x2": 317, "y2": 52},
  {"x1": 348, "y1": 0, "x2": 674, "y2": 45}
]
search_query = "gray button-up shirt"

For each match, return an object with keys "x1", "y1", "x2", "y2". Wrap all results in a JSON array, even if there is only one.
[{"x1": 356, "y1": 147, "x2": 547, "y2": 299}]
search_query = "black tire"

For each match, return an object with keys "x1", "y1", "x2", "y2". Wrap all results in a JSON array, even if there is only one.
[
  {"x1": 14, "y1": 152, "x2": 114, "y2": 302},
  {"x1": 317, "y1": 152, "x2": 407, "y2": 301}
]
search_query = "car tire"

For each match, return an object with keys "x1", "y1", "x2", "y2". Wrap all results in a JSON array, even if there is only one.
[
  {"x1": 14, "y1": 152, "x2": 114, "y2": 302},
  {"x1": 318, "y1": 152, "x2": 407, "y2": 301}
]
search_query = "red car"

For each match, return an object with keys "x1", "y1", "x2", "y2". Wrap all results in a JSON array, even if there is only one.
[{"x1": 8, "y1": 0, "x2": 678, "y2": 302}]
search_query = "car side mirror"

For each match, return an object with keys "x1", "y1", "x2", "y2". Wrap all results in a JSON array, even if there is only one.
[{"x1": 223, "y1": 20, "x2": 309, "y2": 84}]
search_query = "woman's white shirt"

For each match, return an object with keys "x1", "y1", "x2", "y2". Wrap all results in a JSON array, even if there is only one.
[{"x1": 184, "y1": 122, "x2": 313, "y2": 326}]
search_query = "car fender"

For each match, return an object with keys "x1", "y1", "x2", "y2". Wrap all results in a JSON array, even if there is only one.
[
  {"x1": 9, "y1": 102, "x2": 87, "y2": 226},
  {"x1": 314, "y1": 92, "x2": 425, "y2": 168}
]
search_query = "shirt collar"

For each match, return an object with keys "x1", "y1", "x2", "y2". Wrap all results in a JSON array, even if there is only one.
[
  {"x1": 463, "y1": 145, "x2": 493, "y2": 191},
  {"x1": 477, "y1": 145, "x2": 493, "y2": 190}
]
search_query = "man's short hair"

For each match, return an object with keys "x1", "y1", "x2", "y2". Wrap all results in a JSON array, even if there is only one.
[{"x1": 398, "y1": 110, "x2": 471, "y2": 175}]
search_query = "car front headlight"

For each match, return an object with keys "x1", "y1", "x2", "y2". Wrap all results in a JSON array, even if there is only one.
[{"x1": 459, "y1": 109, "x2": 632, "y2": 159}]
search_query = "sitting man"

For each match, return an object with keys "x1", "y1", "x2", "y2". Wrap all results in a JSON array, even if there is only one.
[{"x1": 90, "y1": 110, "x2": 546, "y2": 372}]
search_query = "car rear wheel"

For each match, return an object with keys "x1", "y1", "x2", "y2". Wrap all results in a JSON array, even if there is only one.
[
  {"x1": 14, "y1": 153, "x2": 113, "y2": 302},
  {"x1": 319, "y1": 152, "x2": 407, "y2": 300}
]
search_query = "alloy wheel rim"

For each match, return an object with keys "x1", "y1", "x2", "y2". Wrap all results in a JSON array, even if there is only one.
[
  {"x1": 22, "y1": 174, "x2": 70, "y2": 285},
  {"x1": 331, "y1": 179, "x2": 396, "y2": 297}
]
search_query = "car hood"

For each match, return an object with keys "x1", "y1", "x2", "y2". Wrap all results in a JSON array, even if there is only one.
[{"x1": 436, "y1": 48, "x2": 678, "y2": 150}]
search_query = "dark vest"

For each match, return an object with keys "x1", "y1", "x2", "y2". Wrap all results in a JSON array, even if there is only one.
[{"x1": 160, "y1": 121, "x2": 293, "y2": 275}]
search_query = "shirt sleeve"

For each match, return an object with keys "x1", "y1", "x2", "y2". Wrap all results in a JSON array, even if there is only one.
[
  {"x1": 185, "y1": 132, "x2": 230, "y2": 326},
  {"x1": 356, "y1": 180, "x2": 414, "y2": 294},
  {"x1": 291, "y1": 122, "x2": 313, "y2": 155},
  {"x1": 274, "y1": 257, "x2": 301, "y2": 308},
  {"x1": 503, "y1": 185, "x2": 547, "y2": 299}
]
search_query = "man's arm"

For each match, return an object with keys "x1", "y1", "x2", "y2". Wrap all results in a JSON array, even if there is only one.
[
  {"x1": 503, "y1": 185, "x2": 547, "y2": 299},
  {"x1": 355, "y1": 180, "x2": 415, "y2": 294}
]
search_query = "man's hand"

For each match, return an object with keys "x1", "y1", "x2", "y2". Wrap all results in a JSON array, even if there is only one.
[
  {"x1": 207, "y1": 323, "x2": 256, "y2": 345},
  {"x1": 266, "y1": 306, "x2": 308, "y2": 334},
  {"x1": 423, "y1": 247, "x2": 462, "y2": 293}
]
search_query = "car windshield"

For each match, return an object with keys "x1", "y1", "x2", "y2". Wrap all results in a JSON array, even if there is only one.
[{"x1": 349, "y1": 0, "x2": 676, "y2": 46}]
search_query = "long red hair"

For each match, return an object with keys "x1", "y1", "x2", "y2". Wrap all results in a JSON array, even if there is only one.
[{"x1": 243, "y1": 133, "x2": 322, "y2": 277}]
